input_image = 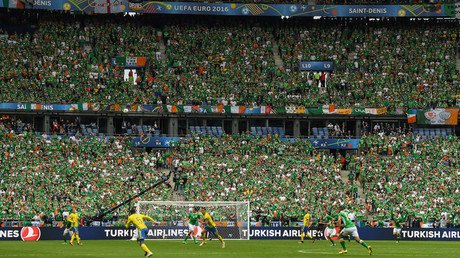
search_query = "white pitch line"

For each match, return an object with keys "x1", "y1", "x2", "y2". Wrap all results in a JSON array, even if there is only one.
[{"x1": 298, "y1": 250, "x2": 333, "y2": 254}]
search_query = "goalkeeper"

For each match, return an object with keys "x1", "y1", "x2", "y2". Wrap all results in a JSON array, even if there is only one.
[{"x1": 126, "y1": 208, "x2": 159, "y2": 257}]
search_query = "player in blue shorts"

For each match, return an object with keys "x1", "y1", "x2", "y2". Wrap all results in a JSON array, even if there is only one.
[
  {"x1": 199, "y1": 207, "x2": 225, "y2": 248},
  {"x1": 126, "y1": 208, "x2": 159, "y2": 257}
]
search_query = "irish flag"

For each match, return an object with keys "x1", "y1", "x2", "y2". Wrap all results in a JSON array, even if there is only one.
[
  {"x1": 2, "y1": 0, "x2": 25, "y2": 9},
  {"x1": 406, "y1": 109, "x2": 417, "y2": 124}
]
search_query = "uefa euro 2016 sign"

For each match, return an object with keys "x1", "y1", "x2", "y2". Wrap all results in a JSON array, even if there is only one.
[
  {"x1": 0, "y1": 1, "x2": 455, "y2": 18},
  {"x1": 299, "y1": 61, "x2": 334, "y2": 72}
]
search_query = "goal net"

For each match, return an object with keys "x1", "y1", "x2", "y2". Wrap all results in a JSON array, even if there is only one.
[{"x1": 136, "y1": 201, "x2": 250, "y2": 240}]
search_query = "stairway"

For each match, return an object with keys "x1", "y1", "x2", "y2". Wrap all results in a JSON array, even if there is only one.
[
  {"x1": 272, "y1": 40, "x2": 284, "y2": 70},
  {"x1": 340, "y1": 170, "x2": 365, "y2": 205},
  {"x1": 340, "y1": 170, "x2": 350, "y2": 184},
  {"x1": 158, "y1": 31, "x2": 167, "y2": 61}
]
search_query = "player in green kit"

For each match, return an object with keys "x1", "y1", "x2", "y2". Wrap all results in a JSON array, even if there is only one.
[
  {"x1": 392, "y1": 213, "x2": 405, "y2": 243},
  {"x1": 323, "y1": 211, "x2": 337, "y2": 246},
  {"x1": 183, "y1": 207, "x2": 201, "y2": 244},
  {"x1": 62, "y1": 214, "x2": 73, "y2": 244},
  {"x1": 337, "y1": 208, "x2": 372, "y2": 255}
]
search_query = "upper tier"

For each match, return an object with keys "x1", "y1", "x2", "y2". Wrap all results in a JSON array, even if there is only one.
[{"x1": 0, "y1": 11, "x2": 458, "y2": 111}]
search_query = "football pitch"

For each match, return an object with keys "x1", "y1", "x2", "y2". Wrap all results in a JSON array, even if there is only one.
[{"x1": 0, "y1": 240, "x2": 458, "y2": 258}]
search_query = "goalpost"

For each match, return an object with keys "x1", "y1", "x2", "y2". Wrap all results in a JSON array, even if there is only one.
[{"x1": 136, "y1": 201, "x2": 250, "y2": 240}]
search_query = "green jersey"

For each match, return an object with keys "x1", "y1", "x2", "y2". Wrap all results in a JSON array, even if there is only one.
[
  {"x1": 393, "y1": 216, "x2": 405, "y2": 229},
  {"x1": 324, "y1": 214, "x2": 336, "y2": 229},
  {"x1": 188, "y1": 212, "x2": 201, "y2": 226},
  {"x1": 64, "y1": 220, "x2": 72, "y2": 229},
  {"x1": 339, "y1": 211, "x2": 355, "y2": 228}
]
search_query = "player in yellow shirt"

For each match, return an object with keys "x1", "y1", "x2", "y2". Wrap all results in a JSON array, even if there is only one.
[
  {"x1": 68, "y1": 208, "x2": 82, "y2": 246},
  {"x1": 199, "y1": 207, "x2": 225, "y2": 248},
  {"x1": 299, "y1": 208, "x2": 313, "y2": 243},
  {"x1": 126, "y1": 208, "x2": 158, "y2": 257}
]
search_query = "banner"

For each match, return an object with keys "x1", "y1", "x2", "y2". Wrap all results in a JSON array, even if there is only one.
[
  {"x1": 0, "y1": 1, "x2": 454, "y2": 17},
  {"x1": 128, "y1": 0, "x2": 143, "y2": 11},
  {"x1": 364, "y1": 107, "x2": 387, "y2": 115},
  {"x1": 2, "y1": 0, "x2": 25, "y2": 9},
  {"x1": 310, "y1": 138, "x2": 360, "y2": 150},
  {"x1": 132, "y1": 137, "x2": 359, "y2": 149},
  {"x1": 2, "y1": 227, "x2": 460, "y2": 241},
  {"x1": 2, "y1": 103, "x2": 457, "y2": 119},
  {"x1": 416, "y1": 108, "x2": 459, "y2": 125},
  {"x1": 111, "y1": 56, "x2": 147, "y2": 68},
  {"x1": 132, "y1": 3, "x2": 453, "y2": 17},
  {"x1": 94, "y1": 0, "x2": 124, "y2": 13}
]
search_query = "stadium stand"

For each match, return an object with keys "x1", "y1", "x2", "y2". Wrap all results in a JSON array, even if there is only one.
[
  {"x1": 0, "y1": 7, "x2": 458, "y2": 231},
  {"x1": 0, "y1": 132, "x2": 172, "y2": 224},
  {"x1": 0, "y1": 12, "x2": 458, "y2": 110},
  {"x1": 1, "y1": 131, "x2": 458, "y2": 226},
  {"x1": 250, "y1": 127, "x2": 285, "y2": 137},
  {"x1": 413, "y1": 127, "x2": 454, "y2": 139},
  {"x1": 189, "y1": 126, "x2": 224, "y2": 136}
]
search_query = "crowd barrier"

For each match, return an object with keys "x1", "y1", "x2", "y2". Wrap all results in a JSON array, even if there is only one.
[{"x1": 1, "y1": 227, "x2": 459, "y2": 241}]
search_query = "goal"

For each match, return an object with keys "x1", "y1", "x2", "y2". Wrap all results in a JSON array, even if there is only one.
[{"x1": 136, "y1": 201, "x2": 250, "y2": 240}]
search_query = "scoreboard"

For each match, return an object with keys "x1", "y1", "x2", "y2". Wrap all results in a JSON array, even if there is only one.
[{"x1": 299, "y1": 61, "x2": 334, "y2": 71}]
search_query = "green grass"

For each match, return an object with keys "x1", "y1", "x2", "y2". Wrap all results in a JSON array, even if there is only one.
[{"x1": 0, "y1": 240, "x2": 459, "y2": 258}]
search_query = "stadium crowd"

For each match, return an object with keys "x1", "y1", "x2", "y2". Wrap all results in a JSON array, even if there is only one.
[
  {"x1": 0, "y1": 12, "x2": 161, "y2": 104},
  {"x1": 277, "y1": 21, "x2": 459, "y2": 109},
  {"x1": 1, "y1": 129, "x2": 458, "y2": 228},
  {"x1": 0, "y1": 12, "x2": 458, "y2": 110},
  {"x1": 0, "y1": 131, "x2": 173, "y2": 225},
  {"x1": 0, "y1": 8, "x2": 459, "y2": 229}
]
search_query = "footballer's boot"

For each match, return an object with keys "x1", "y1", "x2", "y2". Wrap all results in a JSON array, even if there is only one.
[
  {"x1": 146, "y1": 252, "x2": 153, "y2": 257},
  {"x1": 222, "y1": 242, "x2": 226, "y2": 249},
  {"x1": 199, "y1": 241, "x2": 206, "y2": 247},
  {"x1": 339, "y1": 249, "x2": 348, "y2": 255},
  {"x1": 368, "y1": 246, "x2": 373, "y2": 255}
]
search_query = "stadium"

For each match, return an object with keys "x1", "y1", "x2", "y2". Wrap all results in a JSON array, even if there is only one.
[{"x1": 0, "y1": 0, "x2": 459, "y2": 257}]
